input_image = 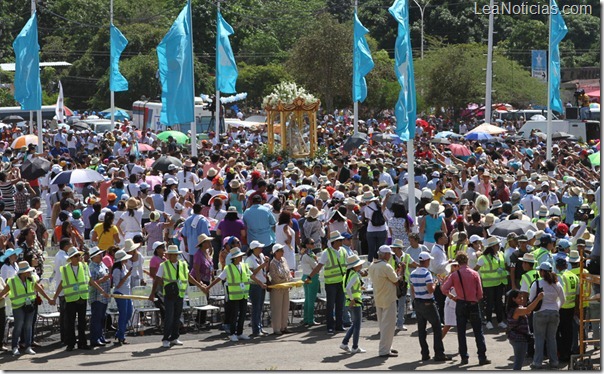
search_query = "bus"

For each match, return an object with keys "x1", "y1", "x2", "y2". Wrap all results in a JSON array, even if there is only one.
[{"x1": 0, "y1": 105, "x2": 74, "y2": 122}]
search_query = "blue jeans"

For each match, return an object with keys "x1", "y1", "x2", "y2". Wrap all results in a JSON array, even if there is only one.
[
  {"x1": 414, "y1": 299, "x2": 445, "y2": 358},
  {"x1": 325, "y1": 282, "x2": 345, "y2": 331},
  {"x1": 533, "y1": 310, "x2": 559, "y2": 367},
  {"x1": 342, "y1": 306, "x2": 362, "y2": 349},
  {"x1": 366, "y1": 230, "x2": 387, "y2": 262},
  {"x1": 115, "y1": 297, "x2": 133, "y2": 341},
  {"x1": 303, "y1": 274, "x2": 319, "y2": 324},
  {"x1": 12, "y1": 307, "x2": 34, "y2": 349},
  {"x1": 249, "y1": 284, "x2": 265, "y2": 334},
  {"x1": 163, "y1": 297, "x2": 184, "y2": 341},
  {"x1": 510, "y1": 340, "x2": 527, "y2": 370},
  {"x1": 396, "y1": 294, "x2": 407, "y2": 328},
  {"x1": 90, "y1": 301, "x2": 108, "y2": 345},
  {"x1": 455, "y1": 300, "x2": 487, "y2": 360}
]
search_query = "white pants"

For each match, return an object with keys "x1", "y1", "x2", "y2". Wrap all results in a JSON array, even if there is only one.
[{"x1": 376, "y1": 301, "x2": 397, "y2": 356}]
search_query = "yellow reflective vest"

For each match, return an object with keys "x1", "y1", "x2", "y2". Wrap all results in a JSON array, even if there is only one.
[
  {"x1": 161, "y1": 260, "x2": 189, "y2": 298},
  {"x1": 60, "y1": 262, "x2": 90, "y2": 303},
  {"x1": 322, "y1": 247, "x2": 347, "y2": 285},
  {"x1": 8, "y1": 276, "x2": 36, "y2": 310},
  {"x1": 226, "y1": 263, "x2": 251, "y2": 301},
  {"x1": 478, "y1": 252, "x2": 508, "y2": 287}
]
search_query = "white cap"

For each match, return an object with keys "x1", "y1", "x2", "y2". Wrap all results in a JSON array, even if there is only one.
[
  {"x1": 525, "y1": 230, "x2": 536, "y2": 240},
  {"x1": 526, "y1": 185, "x2": 536, "y2": 193},
  {"x1": 174, "y1": 203, "x2": 184, "y2": 211},
  {"x1": 469, "y1": 234, "x2": 483, "y2": 244},
  {"x1": 249, "y1": 240, "x2": 264, "y2": 250},
  {"x1": 152, "y1": 241, "x2": 165, "y2": 250},
  {"x1": 418, "y1": 252, "x2": 433, "y2": 261},
  {"x1": 378, "y1": 245, "x2": 394, "y2": 254}
]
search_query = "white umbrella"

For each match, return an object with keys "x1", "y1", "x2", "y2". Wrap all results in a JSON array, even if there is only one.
[
  {"x1": 50, "y1": 169, "x2": 105, "y2": 185},
  {"x1": 466, "y1": 123, "x2": 508, "y2": 135},
  {"x1": 530, "y1": 114, "x2": 546, "y2": 121}
]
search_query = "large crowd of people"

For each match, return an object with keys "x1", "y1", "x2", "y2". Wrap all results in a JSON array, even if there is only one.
[{"x1": 0, "y1": 108, "x2": 600, "y2": 370}]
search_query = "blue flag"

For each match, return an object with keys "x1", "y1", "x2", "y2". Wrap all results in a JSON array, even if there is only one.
[
  {"x1": 353, "y1": 12, "x2": 374, "y2": 103},
  {"x1": 157, "y1": 2, "x2": 194, "y2": 126},
  {"x1": 549, "y1": 0, "x2": 567, "y2": 114},
  {"x1": 216, "y1": 12, "x2": 238, "y2": 94},
  {"x1": 110, "y1": 24, "x2": 129, "y2": 92},
  {"x1": 13, "y1": 12, "x2": 42, "y2": 111},
  {"x1": 389, "y1": 0, "x2": 417, "y2": 142}
]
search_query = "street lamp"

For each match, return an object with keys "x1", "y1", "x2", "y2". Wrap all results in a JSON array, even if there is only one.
[{"x1": 412, "y1": 0, "x2": 430, "y2": 59}]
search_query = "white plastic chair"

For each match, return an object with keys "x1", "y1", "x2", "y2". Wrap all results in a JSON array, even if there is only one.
[{"x1": 130, "y1": 286, "x2": 160, "y2": 334}]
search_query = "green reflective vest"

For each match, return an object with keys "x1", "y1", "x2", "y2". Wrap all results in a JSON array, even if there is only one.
[
  {"x1": 162, "y1": 260, "x2": 188, "y2": 298},
  {"x1": 322, "y1": 247, "x2": 346, "y2": 285},
  {"x1": 8, "y1": 276, "x2": 36, "y2": 310},
  {"x1": 60, "y1": 262, "x2": 90, "y2": 303},
  {"x1": 448, "y1": 244, "x2": 466, "y2": 261},
  {"x1": 570, "y1": 267, "x2": 590, "y2": 307},
  {"x1": 560, "y1": 270, "x2": 579, "y2": 309},
  {"x1": 478, "y1": 252, "x2": 508, "y2": 287},
  {"x1": 520, "y1": 269, "x2": 541, "y2": 292},
  {"x1": 343, "y1": 271, "x2": 362, "y2": 307},
  {"x1": 226, "y1": 262, "x2": 251, "y2": 301},
  {"x1": 532, "y1": 247, "x2": 550, "y2": 269}
]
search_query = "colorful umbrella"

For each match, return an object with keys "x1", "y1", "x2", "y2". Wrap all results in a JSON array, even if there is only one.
[
  {"x1": 466, "y1": 123, "x2": 507, "y2": 135},
  {"x1": 157, "y1": 130, "x2": 189, "y2": 144},
  {"x1": 589, "y1": 151, "x2": 600, "y2": 166},
  {"x1": 209, "y1": 193, "x2": 228, "y2": 205},
  {"x1": 448, "y1": 144, "x2": 471, "y2": 157},
  {"x1": 465, "y1": 132, "x2": 493, "y2": 141},
  {"x1": 11, "y1": 135, "x2": 38, "y2": 149},
  {"x1": 127, "y1": 144, "x2": 155, "y2": 152}
]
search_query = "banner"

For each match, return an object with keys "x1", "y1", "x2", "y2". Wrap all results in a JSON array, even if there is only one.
[
  {"x1": 13, "y1": 12, "x2": 42, "y2": 111},
  {"x1": 531, "y1": 50, "x2": 547, "y2": 82},
  {"x1": 216, "y1": 11, "x2": 238, "y2": 94},
  {"x1": 389, "y1": 0, "x2": 417, "y2": 141},
  {"x1": 352, "y1": 12, "x2": 374, "y2": 103},
  {"x1": 55, "y1": 81, "x2": 64, "y2": 123},
  {"x1": 110, "y1": 24, "x2": 129, "y2": 92},
  {"x1": 549, "y1": 0, "x2": 567, "y2": 114},
  {"x1": 157, "y1": 1, "x2": 194, "y2": 125}
]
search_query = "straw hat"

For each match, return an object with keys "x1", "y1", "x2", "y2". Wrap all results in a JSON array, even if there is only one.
[
  {"x1": 126, "y1": 197, "x2": 140, "y2": 210},
  {"x1": 483, "y1": 213, "x2": 497, "y2": 226},
  {"x1": 196, "y1": 233, "x2": 213, "y2": 247},
  {"x1": 66, "y1": 247, "x2": 84, "y2": 259},
  {"x1": 229, "y1": 247, "x2": 246, "y2": 258},
  {"x1": 285, "y1": 163, "x2": 296, "y2": 171},
  {"x1": 89, "y1": 246, "x2": 105, "y2": 258},
  {"x1": 570, "y1": 186, "x2": 582, "y2": 196},
  {"x1": 344, "y1": 197, "x2": 356, "y2": 206},
  {"x1": 28, "y1": 209, "x2": 42, "y2": 219},
  {"x1": 568, "y1": 250, "x2": 581, "y2": 263},
  {"x1": 360, "y1": 191, "x2": 376, "y2": 202},
  {"x1": 207, "y1": 168, "x2": 218, "y2": 178},
  {"x1": 123, "y1": 238, "x2": 141, "y2": 253},
  {"x1": 328, "y1": 230, "x2": 345, "y2": 243},
  {"x1": 166, "y1": 245, "x2": 182, "y2": 255},
  {"x1": 482, "y1": 236, "x2": 501, "y2": 248},
  {"x1": 17, "y1": 261, "x2": 35, "y2": 274},
  {"x1": 518, "y1": 253, "x2": 536, "y2": 263},
  {"x1": 391, "y1": 239, "x2": 405, "y2": 249},
  {"x1": 306, "y1": 206, "x2": 322, "y2": 219},
  {"x1": 346, "y1": 254, "x2": 365, "y2": 269},
  {"x1": 114, "y1": 249, "x2": 132, "y2": 262},
  {"x1": 229, "y1": 179, "x2": 241, "y2": 189},
  {"x1": 425, "y1": 201, "x2": 444, "y2": 215}
]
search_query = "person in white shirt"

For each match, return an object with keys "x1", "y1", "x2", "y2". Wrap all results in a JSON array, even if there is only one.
[
  {"x1": 520, "y1": 185, "x2": 542, "y2": 219},
  {"x1": 245, "y1": 241, "x2": 269, "y2": 336},
  {"x1": 177, "y1": 160, "x2": 200, "y2": 191},
  {"x1": 538, "y1": 182, "x2": 559, "y2": 209},
  {"x1": 53, "y1": 239, "x2": 71, "y2": 345},
  {"x1": 361, "y1": 192, "x2": 388, "y2": 262}
]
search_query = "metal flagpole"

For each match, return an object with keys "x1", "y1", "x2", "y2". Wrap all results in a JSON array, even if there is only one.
[
  {"x1": 188, "y1": 0, "x2": 197, "y2": 156},
  {"x1": 406, "y1": 0, "x2": 416, "y2": 228},
  {"x1": 29, "y1": 111, "x2": 33, "y2": 134},
  {"x1": 110, "y1": 0, "x2": 116, "y2": 131},
  {"x1": 546, "y1": 9, "x2": 553, "y2": 160},
  {"x1": 214, "y1": 0, "x2": 221, "y2": 145},
  {"x1": 32, "y1": 0, "x2": 42, "y2": 152},
  {"x1": 353, "y1": 0, "x2": 359, "y2": 135},
  {"x1": 483, "y1": 0, "x2": 495, "y2": 124}
]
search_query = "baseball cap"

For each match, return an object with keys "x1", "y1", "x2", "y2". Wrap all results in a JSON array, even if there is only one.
[
  {"x1": 557, "y1": 239, "x2": 571, "y2": 249},
  {"x1": 469, "y1": 235, "x2": 483, "y2": 244},
  {"x1": 341, "y1": 232, "x2": 353, "y2": 239},
  {"x1": 538, "y1": 262, "x2": 553, "y2": 272},
  {"x1": 418, "y1": 252, "x2": 433, "y2": 261},
  {"x1": 249, "y1": 240, "x2": 264, "y2": 250},
  {"x1": 556, "y1": 223, "x2": 569, "y2": 235},
  {"x1": 152, "y1": 241, "x2": 165, "y2": 250},
  {"x1": 540, "y1": 234, "x2": 554, "y2": 245},
  {"x1": 378, "y1": 245, "x2": 394, "y2": 254}
]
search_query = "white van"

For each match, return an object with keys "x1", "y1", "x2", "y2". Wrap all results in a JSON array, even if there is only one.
[
  {"x1": 518, "y1": 119, "x2": 600, "y2": 142},
  {"x1": 132, "y1": 98, "x2": 216, "y2": 133}
]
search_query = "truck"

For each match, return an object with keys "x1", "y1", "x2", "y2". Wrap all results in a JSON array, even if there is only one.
[
  {"x1": 518, "y1": 114, "x2": 600, "y2": 142},
  {"x1": 132, "y1": 98, "x2": 223, "y2": 134}
]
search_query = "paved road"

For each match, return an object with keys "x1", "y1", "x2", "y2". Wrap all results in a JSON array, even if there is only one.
[{"x1": 3, "y1": 316, "x2": 596, "y2": 371}]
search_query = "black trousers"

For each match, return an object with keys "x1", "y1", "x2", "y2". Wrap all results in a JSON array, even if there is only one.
[
  {"x1": 227, "y1": 299, "x2": 247, "y2": 336},
  {"x1": 433, "y1": 285, "x2": 446, "y2": 323},
  {"x1": 557, "y1": 307, "x2": 574, "y2": 361},
  {"x1": 483, "y1": 285, "x2": 504, "y2": 324},
  {"x1": 58, "y1": 296, "x2": 67, "y2": 343},
  {"x1": 65, "y1": 300, "x2": 88, "y2": 348}
]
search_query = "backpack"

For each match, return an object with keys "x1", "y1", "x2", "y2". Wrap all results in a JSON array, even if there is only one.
[{"x1": 368, "y1": 201, "x2": 386, "y2": 227}]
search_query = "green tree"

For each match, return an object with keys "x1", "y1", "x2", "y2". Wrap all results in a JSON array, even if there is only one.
[
  {"x1": 237, "y1": 63, "x2": 293, "y2": 107},
  {"x1": 287, "y1": 14, "x2": 351, "y2": 111},
  {"x1": 239, "y1": 31, "x2": 286, "y2": 65},
  {"x1": 0, "y1": 88, "x2": 17, "y2": 107}
]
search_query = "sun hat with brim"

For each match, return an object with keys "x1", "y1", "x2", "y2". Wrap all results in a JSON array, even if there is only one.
[
  {"x1": 28, "y1": 209, "x2": 43, "y2": 219},
  {"x1": 518, "y1": 253, "x2": 536, "y2": 263},
  {"x1": 229, "y1": 179, "x2": 241, "y2": 189},
  {"x1": 346, "y1": 254, "x2": 365, "y2": 269},
  {"x1": 483, "y1": 213, "x2": 497, "y2": 226},
  {"x1": 306, "y1": 206, "x2": 322, "y2": 219},
  {"x1": 570, "y1": 187, "x2": 582, "y2": 196},
  {"x1": 537, "y1": 205, "x2": 549, "y2": 217},
  {"x1": 249, "y1": 240, "x2": 265, "y2": 250},
  {"x1": 328, "y1": 209, "x2": 346, "y2": 221},
  {"x1": 89, "y1": 246, "x2": 105, "y2": 258},
  {"x1": 538, "y1": 262, "x2": 553, "y2": 272},
  {"x1": 548, "y1": 206, "x2": 561, "y2": 217},
  {"x1": 271, "y1": 244, "x2": 284, "y2": 254},
  {"x1": 114, "y1": 249, "x2": 132, "y2": 262},
  {"x1": 344, "y1": 197, "x2": 356, "y2": 206},
  {"x1": 196, "y1": 233, "x2": 214, "y2": 247},
  {"x1": 425, "y1": 201, "x2": 444, "y2": 215},
  {"x1": 17, "y1": 261, "x2": 35, "y2": 274},
  {"x1": 166, "y1": 245, "x2": 182, "y2": 255},
  {"x1": 228, "y1": 247, "x2": 246, "y2": 259},
  {"x1": 0, "y1": 247, "x2": 22, "y2": 263},
  {"x1": 123, "y1": 238, "x2": 141, "y2": 253},
  {"x1": 207, "y1": 168, "x2": 218, "y2": 178},
  {"x1": 126, "y1": 197, "x2": 140, "y2": 210},
  {"x1": 67, "y1": 247, "x2": 84, "y2": 259},
  {"x1": 391, "y1": 239, "x2": 405, "y2": 249},
  {"x1": 328, "y1": 230, "x2": 345, "y2": 243},
  {"x1": 361, "y1": 191, "x2": 376, "y2": 202},
  {"x1": 568, "y1": 250, "x2": 581, "y2": 263},
  {"x1": 490, "y1": 200, "x2": 503, "y2": 210},
  {"x1": 445, "y1": 261, "x2": 460, "y2": 274},
  {"x1": 483, "y1": 236, "x2": 501, "y2": 248}
]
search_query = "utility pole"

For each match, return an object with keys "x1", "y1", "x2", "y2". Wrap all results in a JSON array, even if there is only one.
[{"x1": 412, "y1": 0, "x2": 430, "y2": 59}]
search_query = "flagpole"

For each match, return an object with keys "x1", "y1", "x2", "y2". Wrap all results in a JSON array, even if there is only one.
[
  {"x1": 404, "y1": 0, "x2": 416, "y2": 227},
  {"x1": 214, "y1": 0, "x2": 221, "y2": 146},
  {"x1": 484, "y1": 0, "x2": 494, "y2": 124},
  {"x1": 353, "y1": 0, "x2": 359, "y2": 135},
  {"x1": 31, "y1": 0, "x2": 42, "y2": 152},
  {"x1": 29, "y1": 111, "x2": 33, "y2": 134},
  {"x1": 188, "y1": 0, "x2": 197, "y2": 157},
  {"x1": 109, "y1": 0, "x2": 116, "y2": 132},
  {"x1": 546, "y1": 8, "x2": 553, "y2": 160}
]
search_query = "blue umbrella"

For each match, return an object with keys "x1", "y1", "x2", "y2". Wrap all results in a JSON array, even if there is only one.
[
  {"x1": 465, "y1": 132, "x2": 493, "y2": 141},
  {"x1": 102, "y1": 109, "x2": 130, "y2": 121},
  {"x1": 50, "y1": 169, "x2": 105, "y2": 185},
  {"x1": 434, "y1": 131, "x2": 463, "y2": 139}
]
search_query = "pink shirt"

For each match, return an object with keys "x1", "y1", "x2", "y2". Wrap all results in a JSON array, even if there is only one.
[{"x1": 441, "y1": 265, "x2": 483, "y2": 302}]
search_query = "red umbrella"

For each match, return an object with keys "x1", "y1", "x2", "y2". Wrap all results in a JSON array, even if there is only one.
[
  {"x1": 144, "y1": 158, "x2": 155, "y2": 168},
  {"x1": 209, "y1": 193, "x2": 228, "y2": 205},
  {"x1": 416, "y1": 119, "x2": 430, "y2": 128},
  {"x1": 448, "y1": 143, "x2": 471, "y2": 157}
]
